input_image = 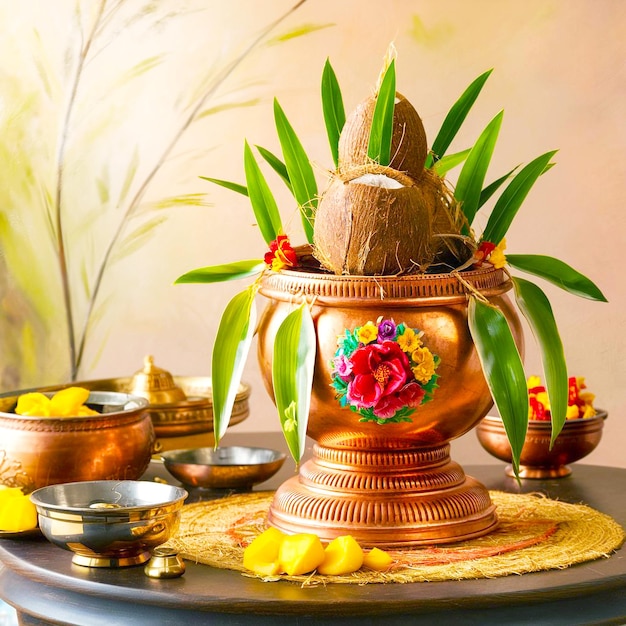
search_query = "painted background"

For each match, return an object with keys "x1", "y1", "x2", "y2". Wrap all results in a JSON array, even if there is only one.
[{"x1": 0, "y1": 0, "x2": 624, "y2": 466}]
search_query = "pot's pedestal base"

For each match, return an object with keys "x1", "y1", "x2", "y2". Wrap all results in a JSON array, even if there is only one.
[
  {"x1": 505, "y1": 463, "x2": 572, "y2": 479},
  {"x1": 268, "y1": 442, "x2": 498, "y2": 547}
]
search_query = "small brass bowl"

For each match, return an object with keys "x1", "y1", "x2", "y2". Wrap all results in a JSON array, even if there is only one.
[
  {"x1": 476, "y1": 410, "x2": 607, "y2": 478},
  {"x1": 0, "y1": 390, "x2": 155, "y2": 492},
  {"x1": 30, "y1": 480, "x2": 187, "y2": 568},
  {"x1": 161, "y1": 446, "x2": 287, "y2": 490}
]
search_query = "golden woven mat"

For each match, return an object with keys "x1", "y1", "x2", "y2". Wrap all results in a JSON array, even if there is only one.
[{"x1": 164, "y1": 491, "x2": 625, "y2": 584}]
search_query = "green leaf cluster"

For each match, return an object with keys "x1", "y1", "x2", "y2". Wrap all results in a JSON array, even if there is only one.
[
  {"x1": 177, "y1": 57, "x2": 607, "y2": 478},
  {"x1": 432, "y1": 68, "x2": 607, "y2": 478}
]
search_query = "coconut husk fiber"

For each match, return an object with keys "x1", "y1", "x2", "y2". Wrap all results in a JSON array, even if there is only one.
[
  {"x1": 420, "y1": 167, "x2": 473, "y2": 269},
  {"x1": 338, "y1": 92, "x2": 427, "y2": 184},
  {"x1": 313, "y1": 166, "x2": 435, "y2": 275},
  {"x1": 164, "y1": 490, "x2": 625, "y2": 585}
]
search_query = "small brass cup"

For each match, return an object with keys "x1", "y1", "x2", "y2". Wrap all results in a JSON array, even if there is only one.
[{"x1": 144, "y1": 547, "x2": 186, "y2": 579}]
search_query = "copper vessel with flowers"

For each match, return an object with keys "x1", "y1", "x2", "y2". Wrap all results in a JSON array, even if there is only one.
[
  {"x1": 177, "y1": 52, "x2": 606, "y2": 545},
  {"x1": 477, "y1": 376, "x2": 607, "y2": 479}
]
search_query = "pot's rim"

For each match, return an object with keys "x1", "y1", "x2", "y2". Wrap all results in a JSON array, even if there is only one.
[
  {"x1": 481, "y1": 409, "x2": 608, "y2": 429},
  {"x1": 261, "y1": 258, "x2": 511, "y2": 304},
  {"x1": 0, "y1": 390, "x2": 149, "y2": 421}
]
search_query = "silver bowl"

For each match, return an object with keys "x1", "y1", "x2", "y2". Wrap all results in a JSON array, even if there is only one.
[
  {"x1": 30, "y1": 480, "x2": 187, "y2": 567},
  {"x1": 160, "y1": 446, "x2": 286, "y2": 490}
]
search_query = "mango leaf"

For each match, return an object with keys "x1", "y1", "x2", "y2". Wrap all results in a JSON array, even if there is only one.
[
  {"x1": 321, "y1": 58, "x2": 346, "y2": 168},
  {"x1": 272, "y1": 303, "x2": 316, "y2": 462},
  {"x1": 477, "y1": 166, "x2": 519, "y2": 211},
  {"x1": 507, "y1": 254, "x2": 608, "y2": 302},
  {"x1": 211, "y1": 287, "x2": 257, "y2": 444},
  {"x1": 273, "y1": 99, "x2": 316, "y2": 243},
  {"x1": 175, "y1": 259, "x2": 265, "y2": 284},
  {"x1": 426, "y1": 69, "x2": 493, "y2": 168},
  {"x1": 433, "y1": 148, "x2": 470, "y2": 176},
  {"x1": 367, "y1": 59, "x2": 396, "y2": 166},
  {"x1": 455, "y1": 111, "x2": 503, "y2": 229},
  {"x1": 200, "y1": 176, "x2": 248, "y2": 197},
  {"x1": 512, "y1": 277, "x2": 568, "y2": 447},
  {"x1": 481, "y1": 150, "x2": 557, "y2": 245},
  {"x1": 243, "y1": 140, "x2": 282, "y2": 244},
  {"x1": 468, "y1": 297, "x2": 528, "y2": 478},
  {"x1": 255, "y1": 145, "x2": 293, "y2": 193}
]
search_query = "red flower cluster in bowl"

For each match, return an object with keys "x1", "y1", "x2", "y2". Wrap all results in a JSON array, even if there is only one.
[
  {"x1": 528, "y1": 375, "x2": 596, "y2": 421},
  {"x1": 331, "y1": 318, "x2": 440, "y2": 424}
]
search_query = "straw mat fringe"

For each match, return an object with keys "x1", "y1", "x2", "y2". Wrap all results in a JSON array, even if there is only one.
[{"x1": 164, "y1": 490, "x2": 625, "y2": 584}]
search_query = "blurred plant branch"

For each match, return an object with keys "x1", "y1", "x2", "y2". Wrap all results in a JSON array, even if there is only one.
[{"x1": 45, "y1": 0, "x2": 309, "y2": 380}]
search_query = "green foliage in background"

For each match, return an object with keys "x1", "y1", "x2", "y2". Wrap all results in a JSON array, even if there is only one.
[{"x1": 0, "y1": 0, "x2": 320, "y2": 390}]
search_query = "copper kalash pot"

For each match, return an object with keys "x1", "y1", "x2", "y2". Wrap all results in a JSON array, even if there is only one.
[{"x1": 257, "y1": 262, "x2": 523, "y2": 546}]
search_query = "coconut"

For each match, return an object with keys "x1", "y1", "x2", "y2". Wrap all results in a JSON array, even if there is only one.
[
  {"x1": 338, "y1": 92, "x2": 428, "y2": 184},
  {"x1": 313, "y1": 165, "x2": 435, "y2": 275},
  {"x1": 419, "y1": 168, "x2": 473, "y2": 269}
]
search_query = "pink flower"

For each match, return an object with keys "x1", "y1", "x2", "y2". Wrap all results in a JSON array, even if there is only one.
[
  {"x1": 346, "y1": 341, "x2": 412, "y2": 409},
  {"x1": 332, "y1": 354, "x2": 353, "y2": 379},
  {"x1": 372, "y1": 393, "x2": 405, "y2": 418},
  {"x1": 398, "y1": 381, "x2": 426, "y2": 408},
  {"x1": 347, "y1": 373, "x2": 383, "y2": 409}
]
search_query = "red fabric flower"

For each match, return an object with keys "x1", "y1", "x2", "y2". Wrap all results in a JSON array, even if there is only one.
[
  {"x1": 346, "y1": 341, "x2": 412, "y2": 409},
  {"x1": 372, "y1": 393, "x2": 405, "y2": 418},
  {"x1": 474, "y1": 240, "x2": 496, "y2": 266},
  {"x1": 264, "y1": 235, "x2": 297, "y2": 271},
  {"x1": 397, "y1": 381, "x2": 426, "y2": 408},
  {"x1": 529, "y1": 395, "x2": 549, "y2": 420}
]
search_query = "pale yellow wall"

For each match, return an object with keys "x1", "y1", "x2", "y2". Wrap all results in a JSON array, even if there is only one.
[{"x1": 1, "y1": 1, "x2": 624, "y2": 466}]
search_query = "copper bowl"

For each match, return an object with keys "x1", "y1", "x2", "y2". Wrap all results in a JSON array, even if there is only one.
[
  {"x1": 160, "y1": 446, "x2": 287, "y2": 490},
  {"x1": 476, "y1": 411, "x2": 607, "y2": 478},
  {"x1": 0, "y1": 390, "x2": 155, "y2": 492},
  {"x1": 30, "y1": 480, "x2": 187, "y2": 567}
]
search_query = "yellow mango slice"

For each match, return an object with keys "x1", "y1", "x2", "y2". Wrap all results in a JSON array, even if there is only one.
[
  {"x1": 0, "y1": 492, "x2": 38, "y2": 532},
  {"x1": 15, "y1": 392, "x2": 51, "y2": 417},
  {"x1": 362, "y1": 547, "x2": 393, "y2": 571},
  {"x1": 278, "y1": 533, "x2": 325, "y2": 576},
  {"x1": 0, "y1": 486, "x2": 24, "y2": 502},
  {"x1": 50, "y1": 387, "x2": 91, "y2": 417},
  {"x1": 243, "y1": 527, "x2": 287, "y2": 576},
  {"x1": 317, "y1": 535, "x2": 364, "y2": 575}
]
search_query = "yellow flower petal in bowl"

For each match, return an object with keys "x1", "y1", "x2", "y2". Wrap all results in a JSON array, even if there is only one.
[
  {"x1": 14, "y1": 392, "x2": 51, "y2": 417},
  {"x1": 50, "y1": 387, "x2": 91, "y2": 417}
]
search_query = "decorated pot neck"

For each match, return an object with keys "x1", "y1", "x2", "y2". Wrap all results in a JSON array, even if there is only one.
[{"x1": 259, "y1": 263, "x2": 511, "y2": 306}]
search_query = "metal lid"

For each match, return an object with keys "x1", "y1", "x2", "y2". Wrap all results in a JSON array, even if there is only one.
[{"x1": 130, "y1": 356, "x2": 187, "y2": 406}]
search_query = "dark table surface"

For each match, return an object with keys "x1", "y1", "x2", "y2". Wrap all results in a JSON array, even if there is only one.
[{"x1": 1, "y1": 432, "x2": 626, "y2": 626}]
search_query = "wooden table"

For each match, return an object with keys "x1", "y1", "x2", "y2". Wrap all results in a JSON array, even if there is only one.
[{"x1": 1, "y1": 432, "x2": 626, "y2": 626}]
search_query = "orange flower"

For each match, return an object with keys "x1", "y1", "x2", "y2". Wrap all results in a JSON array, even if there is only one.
[
  {"x1": 264, "y1": 235, "x2": 297, "y2": 271},
  {"x1": 473, "y1": 241, "x2": 496, "y2": 266},
  {"x1": 474, "y1": 239, "x2": 507, "y2": 269}
]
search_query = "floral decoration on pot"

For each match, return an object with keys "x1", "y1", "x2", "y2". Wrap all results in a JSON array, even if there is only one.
[
  {"x1": 176, "y1": 48, "x2": 607, "y2": 479},
  {"x1": 331, "y1": 318, "x2": 439, "y2": 424}
]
